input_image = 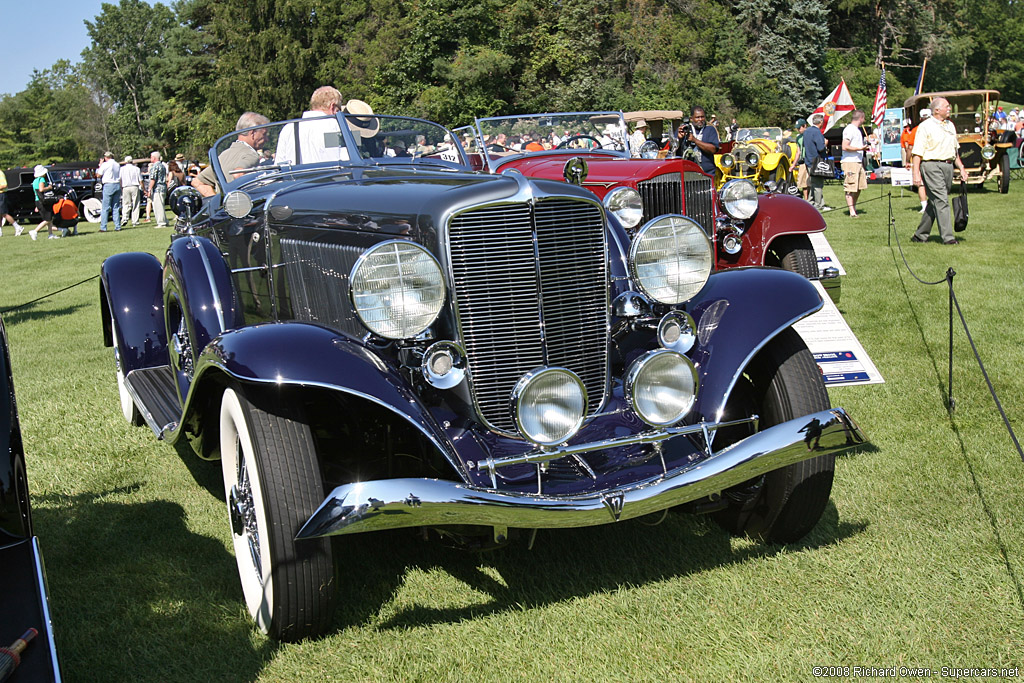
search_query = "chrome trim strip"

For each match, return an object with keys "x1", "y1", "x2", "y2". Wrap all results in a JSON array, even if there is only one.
[
  {"x1": 477, "y1": 414, "x2": 753, "y2": 472},
  {"x1": 296, "y1": 407, "x2": 864, "y2": 539},
  {"x1": 30, "y1": 537, "x2": 63, "y2": 682},
  {"x1": 189, "y1": 236, "x2": 228, "y2": 334}
]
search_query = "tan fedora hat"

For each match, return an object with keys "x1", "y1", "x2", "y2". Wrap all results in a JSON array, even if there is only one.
[{"x1": 342, "y1": 99, "x2": 380, "y2": 138}]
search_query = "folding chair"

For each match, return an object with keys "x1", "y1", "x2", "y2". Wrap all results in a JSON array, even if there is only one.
[{"x1": 1009, "y1": 146, "x2": 1024, "y2": 181}]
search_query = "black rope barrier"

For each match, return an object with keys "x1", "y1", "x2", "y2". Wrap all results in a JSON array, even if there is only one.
[
  {"x1": 886, "y1": 191, "x2": 1024, "y2": 462},
  {"x1": 0, "y1": 274, "x2": 99, "y2": 314}
]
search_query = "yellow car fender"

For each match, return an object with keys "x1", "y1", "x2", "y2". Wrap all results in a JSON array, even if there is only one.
[{"x1": 760, "y1": 152, "x2": 787, "y2": 171}]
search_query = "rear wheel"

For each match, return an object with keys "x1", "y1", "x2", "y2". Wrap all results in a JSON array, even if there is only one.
[
  {"x1": 712, "y1": 328, "x2": 834, "y2": 543},
  {"x1": 220, "y1": 387, "x2": 336, "y2": 641},
  {"x1": 766, "y1": 234, "x2": 818, "y2": 279}
]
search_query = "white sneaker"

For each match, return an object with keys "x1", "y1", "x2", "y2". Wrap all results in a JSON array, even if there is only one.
[
  {"x1": 14, "y1": 224, "x2": 23, "y2": 236},
  {"x1": 48, "y1": 234, "x2": 60, "y2": 239},
  {"x1": 29, "y1": 228, "x2": 38, "y2": 241}
]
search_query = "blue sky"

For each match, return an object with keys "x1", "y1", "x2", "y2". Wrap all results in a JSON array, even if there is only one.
[{"x1": 0, "y1": 0, "x2": 108, "y2": 97}]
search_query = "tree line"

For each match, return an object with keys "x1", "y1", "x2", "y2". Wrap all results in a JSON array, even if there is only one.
[{"x1": 1, "y1": 0, "x2": 1020, "y2": 169}]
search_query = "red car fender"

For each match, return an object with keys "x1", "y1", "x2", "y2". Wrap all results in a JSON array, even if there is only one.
[{"x1": 736, "y1": 193, "x2": 826, "y2": 266}]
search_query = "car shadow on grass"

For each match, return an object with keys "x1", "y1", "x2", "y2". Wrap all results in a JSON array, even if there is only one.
[
  {"x1": 31, "y1": 487, "x2": 278, "y2": 683},
  {"x1": 0, "y1": 303, "x2": 91, "y2": 326},
  {"x1": 335, "y1": 501, "x2": 866, "y2": 632}
]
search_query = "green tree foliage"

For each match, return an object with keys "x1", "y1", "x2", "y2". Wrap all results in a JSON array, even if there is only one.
[{"x1": 2, "y1": 0, "x2": 1023, "y2": 168}]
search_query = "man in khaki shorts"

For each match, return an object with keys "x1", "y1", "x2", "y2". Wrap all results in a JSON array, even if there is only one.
[{"x1": 840, "y1": 110, "x2": 869, "y2": 217}]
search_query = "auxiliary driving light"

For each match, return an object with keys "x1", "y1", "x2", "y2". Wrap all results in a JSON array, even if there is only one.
[
  {"x1": 625, "y1": 350, "x2": 698, "y2": 426},
  {"x1": 511, "y1": 367, "x2": 587, "y2": 446},
  {"x1": 421, "y1": 341, "x2": 466, "y2": 389},
  {"x1": 658, "y1": 311, "x2": 697, "y2": 353}
]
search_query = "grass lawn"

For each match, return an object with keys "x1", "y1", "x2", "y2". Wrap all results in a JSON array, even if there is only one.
[{"x1": 1, "y1": 183, "x2": 1022, "y2": 682}]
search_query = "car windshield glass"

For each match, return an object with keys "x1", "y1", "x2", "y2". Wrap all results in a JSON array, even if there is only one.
[
  {"x1": 736, "y1": 127, "x2": 783, "y2": 142},
  {"x1": 471, "y1": 112, "x2": 629, "y2": 167},
  {"x1": 946, "y1": 95, "x2": 991, "y2": 134},
  {"x1": 210, "y1": 115, "x2": 467, "y2": 188}
]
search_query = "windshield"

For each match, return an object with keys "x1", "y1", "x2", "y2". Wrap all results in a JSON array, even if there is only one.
[
  {"x1": 467, "y1": 112, "x2": 629, "y2": 171},
  {"x1": 735, "y1": 127, "x2": 784, "y2": 142},
  {"x1": 946, "y1": 94, "x2": 995, "y2": 134},
  {"x1": 209, "y1": 114, "x2": 468, "y2": 190}
]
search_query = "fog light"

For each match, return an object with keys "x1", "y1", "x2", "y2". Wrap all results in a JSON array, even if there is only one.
[
  {"x1": 658, "y1": 311, "x2": 697, "y2": 353},
  {"x1": 224, "y1": 191, "x2": 253, "y2": 218},
  {"x1": 422, "y1": 341, "x2": 466, "y2": 389},
  {"x1": 625, "y1": 350, "x2": 698, "y2": 426},
  {"x1": 511, "y1": 368, "x2": 587, "y2": 446}
]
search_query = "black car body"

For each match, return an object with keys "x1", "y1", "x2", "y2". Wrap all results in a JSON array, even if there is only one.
[
  {"x1": 101, "y1": 112, "x2": 866, "y2": 640},
  {"x1": 0, "y1": 315, "x2": 62, "y2": 680}
]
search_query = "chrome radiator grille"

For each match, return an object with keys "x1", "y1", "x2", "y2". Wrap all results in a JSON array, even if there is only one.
[
  {"x1": 683, "y1": 171, "x2": 715, "y2": 235},
  {"x1": 279, "y1": 238, "x2": 366, "y2": 337},
  {"x1": 447, "y1": 199, "x2": 609, "y2": 435},
  {"x1": 637, "y1": 173, "x2": 682, "y2": 224},
  {"x1": 637, "y1": 172, "x2": 715, "y2": 237}
]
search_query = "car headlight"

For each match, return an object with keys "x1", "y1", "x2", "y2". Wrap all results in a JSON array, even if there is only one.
[
  {"x1": 511, "y1": 367, "x2": 587, "y2": 446},
  {"x1": 981, "y1": 145, "x2": 996, "y2": 160},
  {"x1": 350, "y1": 240, "x2": 446, "y2": 339},
  {"x1": 744, "y1": 149, "x2": 761, "y2": 167},
  {"x1": 603, "y1": 187, "x2": 644, "y2": 229},
  {"x1": 720, "y1": 179, "x2": 758, "y2": 220},
  {"x1": 625, "y1": 350, "x2": 698, "y2": 426},
  {"x1": 719, "y1": 153, "x2": 736, "y2": 169},
  {"x1": 628, "y1": 215, "x2": 712, "y2": 304}
]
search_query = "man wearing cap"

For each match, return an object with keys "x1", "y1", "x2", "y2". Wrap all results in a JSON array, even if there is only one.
[
  {"x1": 629, "y1": 120, "x2": 648, "y2": 157},
  {"x1": 120, "y1": 155, "x2": 142, "y2": 227},
  {"x1": 97, "y1": 151, "x2": 122, "y2": 232},
  {"x1": 276, "y1": 86, "x2": 348, "y2": 165},
  {"x1": 911, "y1": 97, "x2": 968, "y2": 245}
]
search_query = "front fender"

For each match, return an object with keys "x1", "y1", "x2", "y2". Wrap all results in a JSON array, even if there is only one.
[
  {"x1": 689, "y1": 268, "x2": 822, "y2": 423},
  {"x1": 189, "y1": 322, "x2": 466, "y2": 479},
  {"x1": 739, "y1": 193, "x2": 826, "y2": 266},
  {"x1": 100, "y1": 252, "x2": 168, "y2": 372},
  {"x1": 760, "y1": 152, "x2": 787, "y2": 171}
]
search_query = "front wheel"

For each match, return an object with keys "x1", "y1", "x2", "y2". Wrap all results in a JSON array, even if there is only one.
[
  {"x1": 111, "y1": 314, "x2": 142, "y2": 425},
  {"x1": 220, "y1": 387, "x2": 336, "y2": 641},
  {"x1": 712, "y1": 328, "x2": 835, "y2": 543},
  {"x1": 766, "y1": 234, "x2": 818, "y2": 279},
  {"x1": 999, "y1": 154, "x2": 1010, "y2": 194}
]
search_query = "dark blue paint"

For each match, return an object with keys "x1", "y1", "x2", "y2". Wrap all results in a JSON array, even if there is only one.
[{"x1": 101, "y1": 252, "x2": 168, "y2": 373}]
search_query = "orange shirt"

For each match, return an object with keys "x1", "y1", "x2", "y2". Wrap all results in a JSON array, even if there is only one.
[{"x1": 525, "y1": 142, "x2": 545, "y2": 152}]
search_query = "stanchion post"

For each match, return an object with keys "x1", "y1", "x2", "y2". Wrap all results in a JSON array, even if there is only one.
[{"x1": 947, "y1": 267, "x2": 956, "y2": 412}]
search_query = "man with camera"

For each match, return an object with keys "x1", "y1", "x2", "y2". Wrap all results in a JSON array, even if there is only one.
[{"x1": 674, "y1": 106, "x2": 720, "y2": 174}]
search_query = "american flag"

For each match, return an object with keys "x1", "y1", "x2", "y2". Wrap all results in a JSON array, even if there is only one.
[{"x1": 871, "y1": 68, "x2": 887, "y2": 127}]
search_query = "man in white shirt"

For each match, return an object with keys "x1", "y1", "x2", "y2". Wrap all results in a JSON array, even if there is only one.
[
  {"x1": 629, "y1": 120, "x2": 648, "y2": 157},
  {"x1": 120, "y1": 156, "x2": 143, "y2": 227},
  {"x1": 840, "y1": 110, "x2": 869, "y2": 217},
  {"x1": 97, "y1": 151, "x2": 122, "y2": 232},
  {"x1": 276, "y1": 86, "x2": 349, "y2": 165}
]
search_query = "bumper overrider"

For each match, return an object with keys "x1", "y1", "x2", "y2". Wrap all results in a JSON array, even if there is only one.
[{"x1": 296, "y1": 408, "x2": 864, "y2": 539}]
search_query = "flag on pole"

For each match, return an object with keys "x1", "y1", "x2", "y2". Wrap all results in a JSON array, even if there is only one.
[
  {"x1": 871, "y1": 67, "x2": 887, "y2": 128},
  {"x1": 914, "y1": 59, "x2": 928, "y2": 95},
  {"x1": 811, "y1": 79, "x2": 856, "y2": 133}
]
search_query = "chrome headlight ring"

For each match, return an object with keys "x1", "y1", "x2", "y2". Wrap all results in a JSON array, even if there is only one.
[
  {"x1": 421, "y1": 340, "x2": 467, "y2": 389},
  {"x1": 719, "y1": 179, "x2": 759, "y2": 220},
  {"x1": 625, "y1": 349, "x2": 699, "y2": 426},
  {"x1": 981, "y1": 145, "x2": 996, "y2": 161},
  {"x1": 657, "y1": 311, "x2": 697, "y2": 353},
  {"x1": 511, "y1": 367, "x2": 588, "y2": 446},
  {"x1": 628, "y1": 214, "x2": 713, "y2": 305},
  {"x1": 603, "y1": 186, "x2": 644, "y2": 229},
  {"x1": 350, "y1": 240, "x2": 446, "y2": 339}
]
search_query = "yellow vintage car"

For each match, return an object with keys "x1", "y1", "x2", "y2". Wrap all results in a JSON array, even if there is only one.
[{"x1": 716, "y1": 127, "x2": 800, "y2": 194}]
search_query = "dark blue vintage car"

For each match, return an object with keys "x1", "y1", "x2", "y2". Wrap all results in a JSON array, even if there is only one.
[
  {"x1": 0, "y1": 315, "x2": 62, "y2": 680},
  {"x1": 100, "y1": 112, "x2": 866, "y2": 641}
]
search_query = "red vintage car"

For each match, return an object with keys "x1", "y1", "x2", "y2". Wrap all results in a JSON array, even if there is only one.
[{"x1": 455, "y1": 112, "x2": 835, "y2": 291}]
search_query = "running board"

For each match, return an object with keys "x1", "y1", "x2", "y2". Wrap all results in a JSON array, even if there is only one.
[{"x1": 124, "y1": 365, "x2": 180, "y2": 438}]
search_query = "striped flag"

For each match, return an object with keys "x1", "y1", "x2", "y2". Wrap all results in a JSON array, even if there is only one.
[
  {"x1": 811, "y1": 79, "x2": 856, "y2": 133},
  {"x1": 871, "y1": 68, "x2": 887, "y2": 127}
]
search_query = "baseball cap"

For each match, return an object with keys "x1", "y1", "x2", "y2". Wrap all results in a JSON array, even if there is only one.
[
  {"x1": 794, "y1": 118, "x2": 808, "y2": 128},
  {"x1": 920, "y1": 109, "x2": 931, "y2": 119}
]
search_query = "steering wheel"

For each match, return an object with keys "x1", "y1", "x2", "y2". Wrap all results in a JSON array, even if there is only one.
[{"x1": 556, "y1": 135, "x2": 603, "y2": 150}]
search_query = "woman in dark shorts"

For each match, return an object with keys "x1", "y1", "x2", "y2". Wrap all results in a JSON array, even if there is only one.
[{"x1": 31, "y1": 165, "x2": 57, "y2": 240}]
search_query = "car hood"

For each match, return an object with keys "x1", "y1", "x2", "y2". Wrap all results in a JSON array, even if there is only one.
[{"x1": 496, "y1": 154, "x2": 704, "y2": 185}]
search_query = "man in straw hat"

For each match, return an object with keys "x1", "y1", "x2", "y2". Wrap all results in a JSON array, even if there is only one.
[{"x1": 629, "y1": 119, "x2": 648, "y2": 157}]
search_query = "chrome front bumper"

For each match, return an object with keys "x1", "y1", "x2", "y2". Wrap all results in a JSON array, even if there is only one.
[{"x1": 296, "y1": 408, "x2": 864, "y2": 539}]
